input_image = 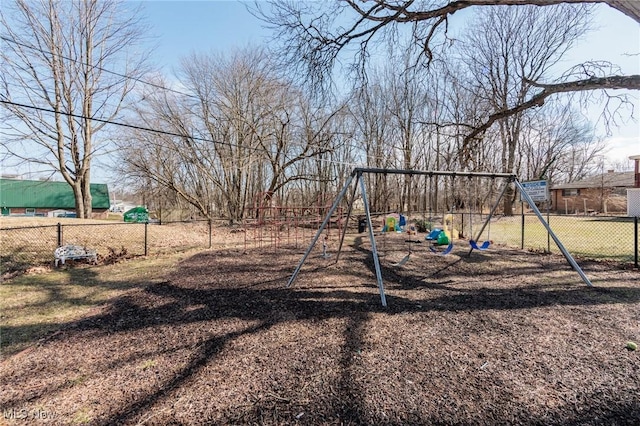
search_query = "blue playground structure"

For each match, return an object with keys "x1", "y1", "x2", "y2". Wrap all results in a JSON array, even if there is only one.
[
  {"x1": 426, "y1": 227, "x2": 454, "y2": 255},
  {"x1": 425, "y1": 228, "x2": 443, "y2": 241}
]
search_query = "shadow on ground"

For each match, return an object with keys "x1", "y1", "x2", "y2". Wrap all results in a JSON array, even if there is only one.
[{"x1": 1, "y1": 246, "x2": 639, "y2": 425}]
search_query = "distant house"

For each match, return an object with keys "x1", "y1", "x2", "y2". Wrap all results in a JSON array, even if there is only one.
[
  {"x1": 0, "y1": 178, "x2": 110, "y2": 218},
  {"x1": 551, "y1": 170, "x2": 635, "y2": 214},
  {"x1": 632, "y1": 154, "x2": 640, "y2": 188}
]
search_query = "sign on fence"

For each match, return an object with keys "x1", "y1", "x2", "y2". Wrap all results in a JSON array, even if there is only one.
[
  {"x1": 520, "y1": 180, "x2": 549, "y2": 202},
  {"x1": 124, "y1": 206, "x2": 149, "y2": 223}
]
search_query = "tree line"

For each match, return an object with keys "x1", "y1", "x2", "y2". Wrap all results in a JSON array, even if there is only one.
[{"x1": 1, "y1": 1, "x2": 637, "y2": 220}]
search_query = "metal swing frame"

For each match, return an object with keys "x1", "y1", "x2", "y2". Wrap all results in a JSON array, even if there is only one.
[{"x1": 287, "y1": 167, "x2": 592, "y2": 307}]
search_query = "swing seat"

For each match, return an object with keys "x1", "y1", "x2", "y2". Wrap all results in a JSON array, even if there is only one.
[
  {"x1": 429, "y1": 242, "x2": 454, "y2": 256},
  {"x1": 392, "y1": 253, "x2": 411, "y2": 267},
  {"x1": 469, "y1": 240, "x2": 491, "y2": 250}
]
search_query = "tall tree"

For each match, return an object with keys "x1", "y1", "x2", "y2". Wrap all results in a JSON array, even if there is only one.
[
  {"x1": 456, "y1": 4, "x2": 591, "y2": 213},
  {"x1": 1, "y1": 0, "x2": 148, "y2": 218},
  {"x1": 518, "y1": 100, "x2": 602, "y2": 184},
  {"x1": 258, "y1": 0, "x2": 639, "y2": 130},
  {"x1": 118, "y1": 48, "x2": 341, "y2": 223},
  {"x1": 348, "y1": 78, "x2": 395, "y2": 212}
]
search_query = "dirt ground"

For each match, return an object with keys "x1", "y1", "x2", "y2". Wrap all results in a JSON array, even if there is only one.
[{"x1": 1, "y1": 232, "x2": 639, "y2": 425}]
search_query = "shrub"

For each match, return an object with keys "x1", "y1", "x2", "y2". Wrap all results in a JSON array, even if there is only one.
[{"x1": 414, "y1": 219, "x2": 432, "y2": 233}]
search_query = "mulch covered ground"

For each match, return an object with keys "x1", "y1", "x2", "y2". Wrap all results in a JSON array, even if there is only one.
[{"x1": 1, "y1": 233, "x2": 639, "y2": 425}]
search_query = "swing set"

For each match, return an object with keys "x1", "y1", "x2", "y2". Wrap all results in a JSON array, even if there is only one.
[{"x1": 288, "y1": 167, "x2": 593, "y2": 307}]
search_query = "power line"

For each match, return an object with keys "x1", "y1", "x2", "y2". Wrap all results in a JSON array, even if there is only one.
[
  {"x1": 0, "y1": 99, "x2": 367, "y2": 170},
  {"x1": 0, "y1": 35, "x2": 197, "y2": 99},
  {"x1": 0, "y1": 99, "x2": 266, "y2": 154},
  {"x1": 1, "y1": 36, "x2": 416, "y2": 168},
  {"x1": 1, "y1": 35, "x2": 369, "y2": 161}
]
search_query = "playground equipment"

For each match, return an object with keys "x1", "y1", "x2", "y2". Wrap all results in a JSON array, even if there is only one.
[
  {"x1": 242, "y1": 192, "x2": 344, "y2": 253},
  {"x1": 288, "y1": 167, "x2": 594, "y2": 307},
  {"x1": 382, "y1": 214, "x2": 399, "y2": 232},
  {"x1": 469, "y1": 240, "x2": 491, "y2": 251},
  {"x1": 424, "y1": 176, "x2": 459, "y2": 255},
  {"x1": 391, "y1": 251, "x2": 411, "y2": 267},
  {"x1": 382, "y1": 213, "x2": 406, "y2": 232},
  {"x1": 426, "y1": 214, "x2": 457, "y2": 255},
  {"x1": 468, "y1": 176, "x2": 493, "y2": 251},
  {"x1": 392, "y1": 221, "x2": 420, "y2": 267}
]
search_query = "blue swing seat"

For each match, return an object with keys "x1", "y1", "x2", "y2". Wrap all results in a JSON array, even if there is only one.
[
  {"x1": 429, "y1": 242, "x2": 454, "y2": 256},
  {"x1": 469, "y1": 240, "x2": 491, "y2": 250}
]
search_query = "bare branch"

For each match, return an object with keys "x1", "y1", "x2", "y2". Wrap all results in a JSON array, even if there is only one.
[
  {"x1": 259, "y1": 0, "x2": 639, "y2": 93},
  {"x1": 1, "y1": 0, "x2": 149, "y2": 218},
  {"x1": 463, "y1": 74, "x2": 640, "y2": 151}
]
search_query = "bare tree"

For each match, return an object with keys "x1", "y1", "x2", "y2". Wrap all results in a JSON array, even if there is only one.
[
  {"x1": 118, "y1": 84, "x2": 217, "y2": 220},
  {"x1": 518, "y1": 100, "x2": 603, "y2": 184},
  {"x1": 257, "y1": 0, "x2": 638, "y2": 129},
  {"x1": 1, "y1": 0, "x2": 149, "y2": 218},
  {"x1": 384, "y1": 61, "x2": 428, "y2": 214},
  {"x1": 118, "y1": 48, "x2": 344, "y2": 223},
  {"x1": 348, "y1": 78, "x2": 397, "y2": 212},
  {"x1": 454, "y1": 4, "x2": 592, "y2": 213}
]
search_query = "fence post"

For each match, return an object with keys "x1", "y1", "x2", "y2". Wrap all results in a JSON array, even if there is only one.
[
  {"x1": 144, "y1": 222, "x2": 148, "y2": 256},
  {"x1": 521, "y1": 202, "x2": 525, "y2": 250},
  {"x1": 57, "y1": 222, "x2": 63, "y2": 247},
  {"x1": 208, "y1": 219, "x2": 212, "y2": 249},
  {"x1": 635, "y1": 216, "x2": 638, "y2": 269}
]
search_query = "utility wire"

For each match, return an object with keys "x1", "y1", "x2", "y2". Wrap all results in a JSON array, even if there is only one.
[
  {"x1": 0, "y1": 35, "x2": 198, "y2": 99},
  {"x1": 0, "y1": 99, "x2": 267, "y2": 154},
  {"x1": 1, "y1": 36, "x2": 415, "y2": 168},
  {"x1": 0, "y1": 98, "x2": 366, "y2": 169},
  {"x1": 2, "y1": 36, "x2": 362, "y2": 159}
]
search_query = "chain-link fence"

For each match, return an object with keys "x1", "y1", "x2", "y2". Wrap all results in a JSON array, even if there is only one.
[
  {"x1": 1, "y1": 224, "x2": 60, "y2": 275},
  {"x1": 0, "y1": 220, "x2": 221, "y2": 275},
  {"x1": 2, "y1": 215, "x2": 638, "y2": 276},
  {"x1": 447, "y1": 212, "x2": 639, "y2": 265}
]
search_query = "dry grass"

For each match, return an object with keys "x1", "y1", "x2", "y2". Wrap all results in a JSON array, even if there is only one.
[
  {"x1": 486, "y1": 215, "x2": 638, "y2": 259},
  {"x1": 0, "y1": 217, "x2": 249, "y2": 277},
  {"x1": 0, "y1": 251, "x2": 193, "y2": 357}
]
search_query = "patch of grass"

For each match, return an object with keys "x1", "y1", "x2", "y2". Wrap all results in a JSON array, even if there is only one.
[
  {"x1": 485, "y1": 215, "x2": 637, "y2": 262},
  {"x1": 0, "y1": 252, "x2": 191, "y2": 358},
  {"x1": 71, "y1": 407, "x2": 92, "y2": 425},
  {"x1": 139, "y1": 359, "x2": 157, "y2": 370},
  {"x1": 67, "y1": 375, "x2": 88, "y2": 387}
]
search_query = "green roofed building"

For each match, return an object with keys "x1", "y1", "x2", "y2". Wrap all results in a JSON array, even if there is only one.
[{"x1": 0, "y1": 179, "x2": 110, "y2": 218}]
